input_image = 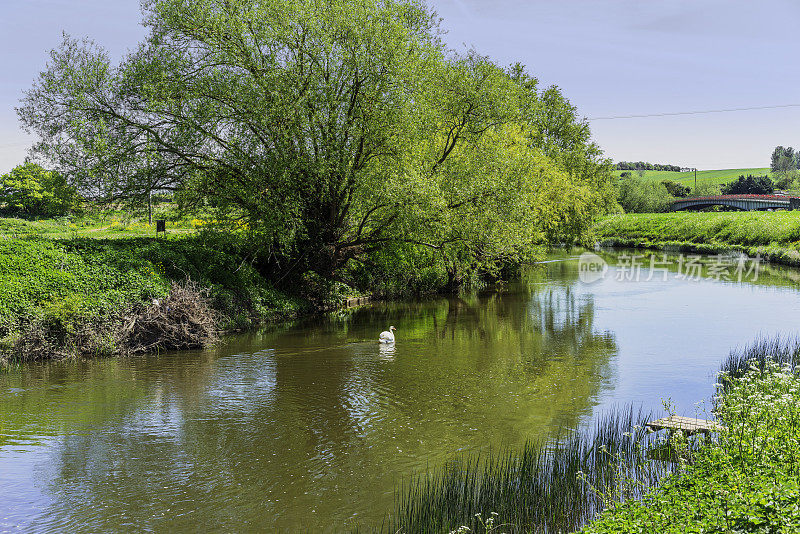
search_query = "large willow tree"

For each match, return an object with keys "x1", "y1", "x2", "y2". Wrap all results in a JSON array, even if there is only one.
[{"x1": 19, "y1": 0, "x2": 614, "y2": 287}]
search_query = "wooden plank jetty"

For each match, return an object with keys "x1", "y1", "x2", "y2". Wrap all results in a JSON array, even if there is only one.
[{"x1": 646, "y1": 416, "x2": 725, "y2": 436}]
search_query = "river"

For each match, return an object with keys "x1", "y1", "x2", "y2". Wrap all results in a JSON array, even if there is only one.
[{"x1": 2, "y1": 250, "x2": 800, "y2": 532}]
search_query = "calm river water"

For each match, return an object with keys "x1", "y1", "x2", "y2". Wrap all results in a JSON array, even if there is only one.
[{"x1": 2, "y1": 250, "x2": 800, "y2": 532}]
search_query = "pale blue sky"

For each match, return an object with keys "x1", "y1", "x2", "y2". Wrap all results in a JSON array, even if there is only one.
[{"x1": 2, "y1": 0, "x2": 800, "y2": 173}]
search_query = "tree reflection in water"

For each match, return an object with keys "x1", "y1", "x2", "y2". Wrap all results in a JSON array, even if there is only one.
[{"x1": 2, "y1": 268, "x2": 618, "y2": 532}]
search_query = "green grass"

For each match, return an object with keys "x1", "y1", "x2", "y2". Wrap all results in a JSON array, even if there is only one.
[
  {"x1": 0, "y1": 215, "x2": 196, "y2": 240},
  {"x1": 594, "y1": 212, "x2": 800, "y2": 265},
  {"x1": 0, "y1": 233, "x2": 306, "y2": 362},
  {"x1": 614, "y1": 167, "x2": 772, "y2": 188},
  {"x1": 583, "y1": 359, "x2": 800, "y2": 533}
]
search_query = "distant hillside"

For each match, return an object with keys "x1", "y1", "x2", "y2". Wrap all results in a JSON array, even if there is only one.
[{"x1": 613, "y1": 168, "x2": 772, "y2": 187}]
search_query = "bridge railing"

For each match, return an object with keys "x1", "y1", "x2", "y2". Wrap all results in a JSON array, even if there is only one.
[{"x1": 675, "y1": 194, "x2": 797, "y2": 202}]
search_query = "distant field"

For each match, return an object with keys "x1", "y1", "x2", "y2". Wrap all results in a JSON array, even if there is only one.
[{"x1": 613, "y1": 167, "x2": 772, "y2": 187}]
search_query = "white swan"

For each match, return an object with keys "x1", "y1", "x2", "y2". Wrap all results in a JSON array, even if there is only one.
[{"x1": 379, "y1": 325, "x2": 396, "y2": 343}]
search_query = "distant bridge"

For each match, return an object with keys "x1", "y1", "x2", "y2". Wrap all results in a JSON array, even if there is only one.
[{"x1": 671, "y1": 194, "x2": 800, "y2": 212}]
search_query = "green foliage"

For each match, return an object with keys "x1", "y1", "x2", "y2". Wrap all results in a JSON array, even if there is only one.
[
  {"x1": 616, "y1": 161, "x2": 682, "y2": 172},
  {"x1": 771, "y1": 146, "x2": 800, "y2": 191},
  {"x1": 775, "y1": 170, "x2": 800, "y2": 190},
  {"x1": 347, "y1": 240, "x2": 451, "y2": 296},
  {"x1": 583, "y1": 364, "x2": 800, "y2": 533},
  {"x1": 19, "y1": 0, "x2": 615, "y2": 290},
  {"x1": 0, "y1": 238, "x2": 165, "y2": 334},
  {"x1": 771, "y1": 145, "x2": 798, "y2": 174},
  {"x1": 0, "y1": 163, "x2": 77, "y2": 217},
  {"x1": 660, "y1": 180, "x2": 690, "y2": 198},
  {"x1": 721, "y1": 174, "x2": 775, "y2": 195},
  {"x1": 616, "y1": 175, "x2": 672, "y2": 213},
  {"x1": 693, "y1": 181, "x2": 721, "y2": 196},
  {"x1": 0, "y1": 234, "x2": 304, "y2": 358}
]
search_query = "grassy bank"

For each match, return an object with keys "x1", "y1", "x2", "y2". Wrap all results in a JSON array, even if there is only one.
[
  {"x1": 0, "y1": 234, "x2": 307, "y2": 364},
  {"x1": 595, "y1": 212, "x2": 800, "y2": 265},
  {"x1": 584, "y1": 355, "x2": 800, "y2": 532}
]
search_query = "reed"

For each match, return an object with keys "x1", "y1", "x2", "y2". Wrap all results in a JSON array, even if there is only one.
[
  {"x1": 720, "y1": 336, "x2": 800, "y2": 379},
  {"x1": 388, "y1": 406, "x2": 670, "y2": 533}
]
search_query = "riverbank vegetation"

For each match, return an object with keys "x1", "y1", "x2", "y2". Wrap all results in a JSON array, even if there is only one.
[
  {"x1": 0, "y1": 234, "x2": 307, "y2": 364},
  {"x1": 584, "y1": 359, "x2": 800, "y2": 533},
  {"x1": 594, "y1": 212, "x2": 800, "y2": 265},
  {"x1": 720, "y1": 336, "x2": 800, "y2": 379},
  {"x1": 386, "y1": 338, "x2": 800, "y2": 533}
]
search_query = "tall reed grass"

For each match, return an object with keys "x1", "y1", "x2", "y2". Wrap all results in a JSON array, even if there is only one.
[
  {"x1": 388, "y1": 406, "x2": 671, "y2": 533},
  {"x1": 720, "y1": 336, "x2": 800, "y2": 379}
]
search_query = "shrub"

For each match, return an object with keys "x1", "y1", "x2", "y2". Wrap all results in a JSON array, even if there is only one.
[
  {"x1": 660, "y1": 180, "x2": 690, "y2": 198},
  {"x1": 721, "y1": 174, "x2": 775, "y2": 195},
  {"x1": 616, "y1": 176, "x2": 672, "y2": 213},
  {"x1": 0, "y1": 163, "x2": 78, "y2": 217},
  {"x1": 694, "y1": 182, "x2": 721, "y2": 196},
  {"x1": 775, "y1": 170, "x2": 800, "y2": 190}
]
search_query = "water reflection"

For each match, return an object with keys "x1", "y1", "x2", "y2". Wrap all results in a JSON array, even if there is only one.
[
  {"x1": 5, "y1": 249, "x2": 797, "y2": 531},
  {"x1": 378, "y1": 343, "x2": 396, "y2": 360}
]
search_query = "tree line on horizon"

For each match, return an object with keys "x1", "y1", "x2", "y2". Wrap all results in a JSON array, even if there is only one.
[{"x1": 615, "y1": 161, "x2": 683, "y2": 172}]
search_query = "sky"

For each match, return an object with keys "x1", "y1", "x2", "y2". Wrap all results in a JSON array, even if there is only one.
[{"x1": 1, "y1": 0, "x2": 800, "y2": 173}]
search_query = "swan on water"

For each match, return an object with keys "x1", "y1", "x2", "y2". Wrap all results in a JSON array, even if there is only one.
[{"x1": 379, "y1": 326, "x2": 396, "y2": 343}]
